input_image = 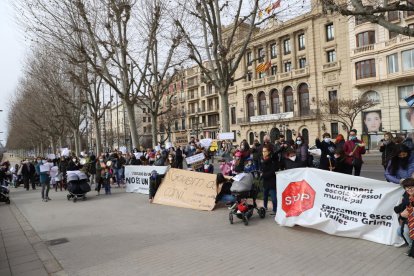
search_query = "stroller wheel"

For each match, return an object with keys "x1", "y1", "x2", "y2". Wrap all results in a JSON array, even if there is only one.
[
  {"x1": 229, "y1": 213, "x2": 233, "y2": 224},
  {"x1": 82, "y1": 196, "x2": 87, "y2": 201},
  {"x1": 243, "y1": 214, "x2": 249, "y2": 226},
  {"x1": 6, "y1": 199, "x2": 10, "y2": 204},
  {"x1": 258, "y1": 207, "x2": 266, "y2": 218},
  {"x1": 67, "y1": 195, "x2": 71, "y2": 201},
  {"x1": 73, "y1": 197, "x2": 77, "y2": 203}
]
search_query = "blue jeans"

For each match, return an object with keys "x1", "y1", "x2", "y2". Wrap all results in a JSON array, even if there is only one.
[
  {"x1": 115, "y1": 168, "x2": 124, "y2": 186},
  {"x1": 398, "y1": 223, "x2": 412, "y2": 246},
  {"x1": 219, "y1": 194, "x2": 236, "y2": 203},
  {"x1": 263, "y1": 188, "x2": 277, "y2": 213}
]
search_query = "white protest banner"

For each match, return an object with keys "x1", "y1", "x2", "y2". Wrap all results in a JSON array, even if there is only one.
[
  {"x1": 60, "y1": 148, "x2": 70, "y2": 157},
  {"x1": 185, "y1": 153, "x2": 205, "y2": 165},
  {"x1": 125, "y1": 166, "x2": 169, "y2": 194},
  {"x1": 275, "y1": 168, "x2": 403, "y2": 245},
  {"x1": 165, "y1": 142, "x2": 173, "y2": 150},
  {"x1": 47, "y1": 154, "x2": 56, "y2": 160},
  {"x1": 200, "y1": 138, "x2": 212, "y2": 149},
  {"x1": 153, "y1": 168, "x2": 217, "y2": 211},
  {"x1": 217, "y1": 132, "x2": 234, "y2": 140},
  {"x1": 119, "y1": 146, "x2": 127, "y2": 154},
  {"x1": 133, "y1": 152, "x2": 143, "y2": 159}
]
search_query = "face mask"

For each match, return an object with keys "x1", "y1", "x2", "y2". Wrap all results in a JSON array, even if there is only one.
[
  {"x1": 296, "y1": 141, "x2": 302, "y2": 145},
  {"x1": 247, "y1": 162, "x2": 252, "y2": 166},
  {"x1": 168, "y1": 157, "x2": 173, "y2": 161},
  {"x1": 190, "y1": 146, "x2": 195, "y2": 150},
  {"x1": 334, "y1": 154, "x2": 340, "y2": 159},
  {"x1": 42, "y1": 160, "x2": 47, "y2": 164},
  {"x1": 37, "y1": 160, "x2": 41, "y2": 163},
  {"x1": 324, "y1": 138, "x2": 331, "y2": 143},
  {"x1": 289, "y1": 156, "x2": 296, "y2": 162},
  {"x1": 99, "y1": 159, "x2": 103, "y2": 162},
  {"x1": 204, "y1": 164, "x2": 210, "y2": 170},
  {"x1": 72, "y1": 159, "x2": 76, "y2": 162},
  {"x1": 156, "y1": 155, "x2": 160, "y2": 159},
  {"x1": 349, "y1": 136, "x2": 356, "y2": 140},
  {"x1": 241, "y1": 146, "x2": 245, "y2": 150}
]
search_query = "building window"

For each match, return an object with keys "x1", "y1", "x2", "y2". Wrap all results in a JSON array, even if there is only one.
[
  {"x1": 247, "y1": 52, "x2": 252, "y2": 66},
  {"x1": 271, "y1": 65, "x2": 277, "y2": 75},
  {"x1": 231, "y1": 107, "x2": 236, "y2": 124},
  {"x1": 355, "y1": 15, "x2": 369, "y2": 25},
  {"x1": 356, "y1": 31, "x2": 375, "y2": 47},
  {"x1": 247, "y1": 94, "x2": 255, "y2": 118},
  {"x1": 283, "y1": 38, "x2": 291, "y2": 54},
  {"x1": 143, "y1": 108, "x2": 146, "y2": 113},
  {"x1": 247, "y1": 71, "x2": 252, "y2": 81},
  {"x1": 388, "y1": 11, "x2": 400, "y2": 21},
  {"x1": 258, "y1": 92, "x2": 267, "y2": 115},
  {"x1": 143, "y1": 127, "x2": 147, "y2": 133},
  {"x1": 329, "y1": 90, "x2": 338, "y2": 114},
  {"x1": 175, "y1": 121, "x2": 179, "y2": 131},
  {"x1": 298, "y1": 83, "x2": 310, "y2": 116},
  {"x1": 389, "y1": 31, "x2": 398, "y2": 39},
  {"x1": 143, "y1": 117, "x2": 146, "y2": 123},
  {"x1": 271, "y1": 89, "x2": 280, "y2": 114},
  {"x1": 284, "y1": 61, "x2": 292, "y2": 72},
  {"x1": 298, "y1": 58, "x2": 306, "y2": 69},
  {"x1": 327, "y1": 50, "x2": 336, "y2": 63},
  {"x1": 402, "y1": 49, "x2": 414, "y2": 71},
  {"x1": 298, "y1": 33, "x2": 305, "y2": 50},
  {"x1": 408, "y1": 0, "x2": 414, "y2": 17},
  {"x1": 355, "y1": 59, "x2": 376, "y2": 79},
  {"x1": 258, "y1": 71, "x2": 265, "y2": 79},
  {"x1": 283, "y1": 86, "x2": 294, "y2": 112},
  {"x1": 258, "y1": 48, "x2": 264, "y2": 62},
  {"x1": 387, "y1": 53, "x2": 399, "y2": 74},
  {"x1": 181, "y1": 118, "x2": 186, "y2": 129},
  {"x1": 331, "y1": 123, "x2": 339, "y2": 139},
  {"x1": 148, "y1": 116, "x2": 151, "y2": 122},
  {"x1": 326, "y1": 23, "x2": 334, "y2": 41},
  {"x1": 249, "y1": 132, "x2": 255, "y2": 145},
  {"x1": 270, "y1": 43, "x2": 277, "y2": 58}
]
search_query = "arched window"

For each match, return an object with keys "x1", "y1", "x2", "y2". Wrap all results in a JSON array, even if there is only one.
[
  {"x1": 284, "y1": 86, "x2": 294, "y2": 112},
  {"x1": 270, "y1": 89, "x2": 280, "y2": 114},
  {"x1": 247, "y1": 94, "x2": 255, "y2": 118},
  {"x1": 270, "y1": 128, "x2": 280, "y2": 143},
  {"x1": 298, "y1": 83, "x2": 310, "y2": 116},
  {"x1": 301, "y1": 128, "x2": 309, "y2": 144},
  {"x1": 249, "y1": 132, "x2": 255, "y2": 145},
  {"x1": 260, "y1": 131, "x2": 266, "y2": 143},
  {"x1": 362, "y1": 90, "x2": 380, "y2": 103},
  {"x1": 258, "y1": 92, "x2": 267, "y2": 115},
  {"x1": 286, "y1": 129, "x2": 293, "y2": 141}
]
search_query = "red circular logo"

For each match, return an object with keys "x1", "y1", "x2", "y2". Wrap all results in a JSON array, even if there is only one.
[{"x1": 282, "y1": 180, "x2": 315, "y2": 217}]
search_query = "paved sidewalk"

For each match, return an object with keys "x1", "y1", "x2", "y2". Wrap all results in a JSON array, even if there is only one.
[{"x1": 0, "y1": 202, "x2": 64, "y2": 275}]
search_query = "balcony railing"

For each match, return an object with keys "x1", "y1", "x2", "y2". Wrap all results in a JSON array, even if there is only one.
[{"x1": 353, "y1": 44, "x2": 374, "y2": 54}]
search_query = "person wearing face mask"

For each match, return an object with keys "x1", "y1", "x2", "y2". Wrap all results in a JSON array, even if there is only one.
[
  {"x1": 175, "y1": 147, "x2": 184, "y2": 169},
  {"x1": 67, "y1": 157, "x2": 81, "y2": 171},
  {"x1": 284, "y1": 148, "x2": 305, "y2": 170},
  {"x1": 261, "y1": 144, "x2": 279, "y2": 216},
  {"x1": 95, "y1": 155, "x2": 106, "y2": 196},
  {"x1": 343, "y1": 129, "x2": 366, "y2": 176},
  {"x1": 201, "y1": 160, "x2": 214, "y2": 174},
  {"x1": 153, "y1": 151, "x2": 166, "y2": 166},
  {"x1": 316, "y1": 133, "x2": 336, "y2": 171},
  {"x1": 167, "y1": 154, "x2": 178, "y2": 168},
  {"x1": 385, "y1": 144, "x2": 414, "y2": 184},
  {"x1": 333, "y1": 149, "x2": 351, "y2": 174},
  {"x1": 57, "y1": 157, "x2": 69, "y2": 191},
  {"x1": 39, "y1": 159, "x2": 53, "y2": 202},
  {"x1": 274, "y1": 135, "x2": 288, "y2": 170},
  {"x1": 379, "y1": 132, "x2": 396, "y2": 170},
  {"x1": 293, "y1": 136, "x2": 309, "y2": 167},
  {"x1": 21, "y1": 159, "x2": 36, "y2": 191}
]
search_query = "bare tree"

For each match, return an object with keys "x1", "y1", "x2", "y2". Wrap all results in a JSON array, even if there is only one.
[
  {"x1": 321, "y1": 0, "x2": 414, "y2": 36},
  {"x1": 318, "y1": 96, "x2": 378, "y2": 137}
]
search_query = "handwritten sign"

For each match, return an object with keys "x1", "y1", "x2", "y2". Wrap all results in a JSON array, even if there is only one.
[
  {"x1": 153, "y1": 168, "x2": 217, "y2": 211},
  {"x1": 217, "y1": 132, "x2": 234, "y2": 140},
  {"x1": 185, "y1": 153, "x2": 205, "y2": 165},
  {"x1": 125, "y1": 166, "x2": 169, "y2": 194},
  {"x1": 175, "y1": 133, "x2": 188, "y2": 147}
]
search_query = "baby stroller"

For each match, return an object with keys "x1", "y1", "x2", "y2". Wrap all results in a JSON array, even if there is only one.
[
  {"x1": 0, "y1": 182, "x2": 10, "y2": 204},
  {"x1": 66, "y1": 171, "x2": 91, "y2": 203},
  {"x1": 228, "y1": 171, "x2": 266, "y2": 226}
]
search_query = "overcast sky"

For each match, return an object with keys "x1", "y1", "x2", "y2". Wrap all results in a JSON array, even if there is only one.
[{"x1": 0, "y1": 0, "x2": 26, "y2": 145}]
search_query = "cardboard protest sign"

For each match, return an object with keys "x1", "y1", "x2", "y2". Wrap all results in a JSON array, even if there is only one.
[
  {"x1": 185, "y1": 153, "x2": 205, "y2": 170},
  {"x1": 175, "y1": 133, "x2": 188, "y2": 147},
  {"x1": 276, "y1": 168, "x2": 403, "y2": 245},
  {"x1": 200, "y1": 138, "x2": 212, "y2": 149},
  {"x1": 153, "y1": 168, "x2": 217, "y2": 211},
  {"x1": 217, "y1": 132, "x2": 234, "y2": 140},
  {"x1": 125, "y1": 166, "x2": 169, "y2": 194}
]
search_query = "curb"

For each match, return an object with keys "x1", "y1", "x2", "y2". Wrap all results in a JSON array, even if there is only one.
[{"x1": 9, "y1": 203, "x2": 66, "y2": 275}]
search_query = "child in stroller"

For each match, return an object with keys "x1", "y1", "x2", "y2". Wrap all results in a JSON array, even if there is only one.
[{"x1": 228, "y1": 171, "x2": 266, "y2": 225}]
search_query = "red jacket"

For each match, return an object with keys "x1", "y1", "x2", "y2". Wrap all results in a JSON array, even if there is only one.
[{"x1": 343, "y1": 139, "x2": 366, "y2": 165}]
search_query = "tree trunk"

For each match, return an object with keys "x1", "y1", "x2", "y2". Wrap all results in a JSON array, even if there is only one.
[
  {"x1": 124, "y1": 100, "x2": 140, "y2": 150},
  {"x1": 152, "y1": 113, "x2": 158, "y2": 147},
  {"x1": 40, "y1": 141, "x2": 44, "y2": 157},
  {"x1": 73, "y1": 130, "x2": 80, "y2": 156},
  {"x1": 92, "y1": 115, "x2": 102, "y2": 156},
  {"x1": 220, "y1": 90, "x2": 230, "y2": 132},
  {"x1": 51, "y1": 138, "x2": 57, "y2": 156}
]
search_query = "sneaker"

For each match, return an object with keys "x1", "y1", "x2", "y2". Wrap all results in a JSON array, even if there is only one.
[
  {"x1": 42, "y1": 198, "x2": 48, "y2": 202},
  {"x1": 46, "y1": 197, "x2": 51, "y2": 200},
  {"x1": 270, "y1": 212, "x2": 276, "y2": 216}
]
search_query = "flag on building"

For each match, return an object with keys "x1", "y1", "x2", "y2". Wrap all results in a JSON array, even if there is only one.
[
  {"x1": 256, "y1": 61, "x2": 271, "y2": 73},
  {"x1": 265, "y1": 0, "x2": 282, "y2": 14},
  {"x1": 405, "y1": 93, "x2": 414, "y2": 107}
]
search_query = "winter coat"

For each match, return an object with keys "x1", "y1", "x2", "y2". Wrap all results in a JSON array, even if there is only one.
[
  {"x1": 343, "y1": 139, "x2": 366, "y2": 166},
  {"x1": 261, "y1": 157, "x2": 278, "y2": 190},
  {"x1": 295, "y1": 144, "x2": 309, "y2": 165},
  {"x1": 379, "y1": 142, "x2": 396, "y2": 167},
  {"x1": 316, "y1": 139, "x2": 336, "y2": 170}
]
